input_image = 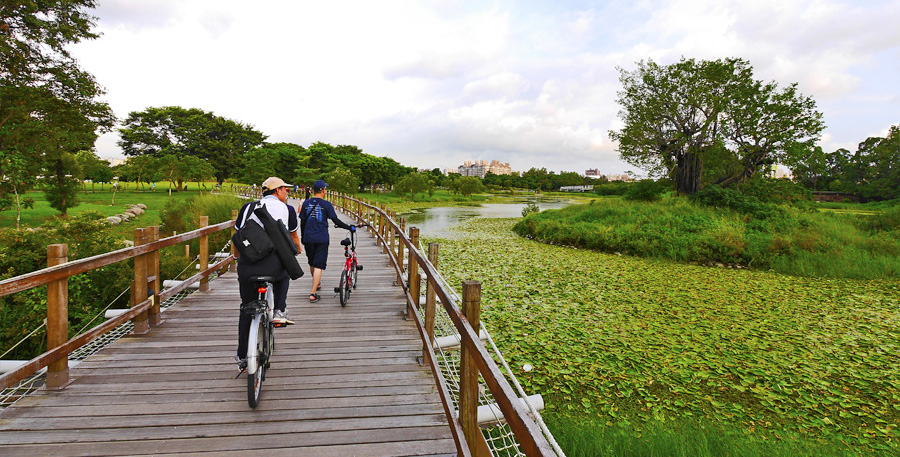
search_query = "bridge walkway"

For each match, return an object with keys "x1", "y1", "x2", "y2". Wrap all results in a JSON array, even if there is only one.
[{"x1": 0, "y1": 215, "x2": 457, "y2": 457}]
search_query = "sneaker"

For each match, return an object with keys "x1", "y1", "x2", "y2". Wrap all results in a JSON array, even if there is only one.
[
  {"x1": 233, "y1": 354, "x2": 247, "y2": 371},
  {"x1": 273, "y1": 309, "x2": 295, "y2": 325}
]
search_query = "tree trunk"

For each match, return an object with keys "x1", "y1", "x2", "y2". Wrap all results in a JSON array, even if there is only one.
[{"x1": 675, "y1": 151, "x2": 702, "y2": 194}]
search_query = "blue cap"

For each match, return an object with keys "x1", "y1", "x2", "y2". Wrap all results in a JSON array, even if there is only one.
[{"x1": 313, "y1": 180, "x2": 328, "y2": 190}]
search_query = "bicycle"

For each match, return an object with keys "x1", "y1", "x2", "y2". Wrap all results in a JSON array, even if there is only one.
[
  {"x1": 242, "y1": 275, "x2": 277, "y2": 408},
  {"x1": 334, "y1": 224, "x2": 367, "y2": 306}
]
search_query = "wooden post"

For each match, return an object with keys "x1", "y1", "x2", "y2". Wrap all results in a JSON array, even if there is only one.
[
  {"x1": 230, "y1": 209, "x2": 239, "y2": 272},
  {"x1": 148, "y1": 226, "x2": 162, "y2": 327},
  {"x1": 379, "y1": 206, "x2": 387, "y2": 252},
  {"x1": 408, "y1": 227, "x2": 420, "y2": 309},
  {"x1": 387, "y1": 211, "x2": 395, "y2": 257},
  {"x1": 398, "y1": 218, "x2": 406, "y2": 274},
  {"x1": 199, "y1": 216, "x2": 209, "y2": 292},
  {"x1": 423, "y1": 243, "x2": 439, "y2": 359},
  {"x1": 46, "y1": 244, "x2": 71, "y2": 389},
  {"x1": 460, "y1": 280, "x2": 483, "y2": 457},
  {"x1": 132, "y1": 228, "x2": 150, "y2": 335}
]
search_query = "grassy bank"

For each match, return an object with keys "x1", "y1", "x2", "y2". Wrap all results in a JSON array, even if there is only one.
[
  {"x1": 513, "y1": 197, "x2": 900, "y2": 279},
  {"x1": 425, "y1": 218, "x2": 899, "y2": 456}
]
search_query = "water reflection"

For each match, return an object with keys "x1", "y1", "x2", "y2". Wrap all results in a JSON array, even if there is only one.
[{"x1": 401, "y1": 198, "x2": 574, "y2": 238}]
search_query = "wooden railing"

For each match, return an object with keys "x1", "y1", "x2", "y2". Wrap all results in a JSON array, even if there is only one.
[
  {"x1": 330, "y1": 192, "x2": 556, "y2": 457},
  {"x1": 0, "y1": 217, "x2": 237, "y2": 390}
]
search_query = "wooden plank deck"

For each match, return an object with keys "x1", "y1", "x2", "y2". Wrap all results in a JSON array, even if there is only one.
[{"x1": 0, "y1": 209, "x2": 457, "y2": 457}]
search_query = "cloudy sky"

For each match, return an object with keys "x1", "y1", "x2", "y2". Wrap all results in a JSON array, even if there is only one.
[{"x1": 71, "y1": 0, "x2": 900, "y2": 175}]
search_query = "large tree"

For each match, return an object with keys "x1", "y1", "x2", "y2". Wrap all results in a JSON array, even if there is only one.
[
  {"x1": 610, "y1": 57, "x2": 823, "y2": 194},
  {"x1": 117, "y1": 106, "x2": 266, "y2": 184},
  {"x1": 845, "y1": 126, "x2": 900, "y2": 201},
  {"x1": 1, "y1": 0, "x2": 115, "y2": 215}
]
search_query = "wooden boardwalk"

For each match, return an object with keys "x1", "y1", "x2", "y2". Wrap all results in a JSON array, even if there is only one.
[{"x1": 0, "y1": 211, "x2": 457, "y2": 457}]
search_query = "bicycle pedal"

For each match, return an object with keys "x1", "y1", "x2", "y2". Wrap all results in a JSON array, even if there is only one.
[
  {"x1": 334, "y1": 287, "x2": 340, "y2": 293},
  {"x1": 356, "y1": 265, "x2": 363, "y2": 271},
  {"x1": 273, "y1": 322, "x2": 287, "y2": 328}
]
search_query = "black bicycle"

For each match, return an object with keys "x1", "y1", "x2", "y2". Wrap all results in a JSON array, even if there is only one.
[
  {"x1": 243, "y1": 275, "x2": 276, "y2": 408},
  {"x1": 334, "y1": 224, "x2": 367, "y2": 306}
]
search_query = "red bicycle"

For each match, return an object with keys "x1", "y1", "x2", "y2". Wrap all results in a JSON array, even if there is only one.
[{"x1": 334, "y1": 224, "x2": 367, "y2": 306}]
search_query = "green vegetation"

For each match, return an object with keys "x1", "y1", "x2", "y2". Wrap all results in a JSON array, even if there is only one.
[
  {"x1": 0, "y1": 190, "x2": 244, "y2": 360},
  {"x1": 514, "y1": 195, "x2": 900, "y2": 279},
  {"x1": 426, "y1": 217, "x2": 899, "y2": 456}
]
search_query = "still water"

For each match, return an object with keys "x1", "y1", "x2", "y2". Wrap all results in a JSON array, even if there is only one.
[{"x1": 400, "y1": 198, "x2": 574, "y2": 238}]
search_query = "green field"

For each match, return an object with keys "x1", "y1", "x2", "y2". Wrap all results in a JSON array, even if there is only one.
[{"x1": 425, "y1": 217, "x2": 900, "y2": 456}]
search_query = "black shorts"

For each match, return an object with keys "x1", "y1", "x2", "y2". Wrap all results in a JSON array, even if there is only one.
[{"x1": 304, "y1": 242, "x2": 328, "y2": 270}]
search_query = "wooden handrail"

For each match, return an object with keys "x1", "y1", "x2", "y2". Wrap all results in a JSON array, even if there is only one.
[
  {"x1": 0, "y1": 219, "x2": 236, "y2": 390},
  {"x1": 331, "y1": 192, "x2": 556, "y2": 457},
  {"x1": 0, "y1": 221, "x2": 232, "y2": 299}
]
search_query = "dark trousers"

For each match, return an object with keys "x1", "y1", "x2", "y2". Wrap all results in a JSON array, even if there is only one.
[{"x1": 236, "y1": 256, "x2": 290, "y2": 359}]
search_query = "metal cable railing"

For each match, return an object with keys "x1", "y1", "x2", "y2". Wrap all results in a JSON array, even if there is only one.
[{"x1": 1, "y1": 243, "x2": 229, "y2": 409}]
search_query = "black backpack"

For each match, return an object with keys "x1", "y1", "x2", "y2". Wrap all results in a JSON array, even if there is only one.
[{"x1": 231, "y1": 202, "x2": 274, "y2": 264}]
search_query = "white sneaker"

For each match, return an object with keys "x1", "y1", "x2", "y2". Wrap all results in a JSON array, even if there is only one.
[{"x1": 273, "y1": 310, "x2": 294, "y2": 325}]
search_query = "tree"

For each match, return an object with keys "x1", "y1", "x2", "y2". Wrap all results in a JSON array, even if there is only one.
[
  {"x1": 456, "y1": 176, "x2": 485, "y2": 196},
  {"x1": 324, "y1": 167, "x2": 360, "y2": 194},
  {"x1": 1, "y1": 0, "x2": 115, "y2": 214},
  {"x1": 610, "y1": 57, "x2": 823, "y2": 194},
  {"x1": 75, "y1": 150, "x2": 112, "y2": 190},
  {"x1": 0, "y1": 149, "x2": 36, "y2": 229},
  {"x1": 175, "y1": 155, "x2": 216, "y2": 194},
  {"x1": 117, "y1": 106, "x2": 266, "y2": 183},
  {"x1": 395, "y1": 173, "x2": 430, "y2": 200},
  {"x1": 846, "y1": 126, "x2": 900, "y2": 201}
]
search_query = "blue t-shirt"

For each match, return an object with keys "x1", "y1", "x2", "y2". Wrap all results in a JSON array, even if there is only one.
[{"x1": 299, "y1": 197, "x2": 352, "y2": 244}]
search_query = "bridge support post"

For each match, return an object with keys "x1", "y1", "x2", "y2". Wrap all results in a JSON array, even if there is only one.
[
  {"x1": 422, "y1": 243, "x2": 439, "y2": 362},
  {"x1": 46, "y1": 244, "x2": 71, "y2": 389},
  {"x1": 148, "y1": 226, "x2": 162, "y2": 327},
  {"x1": 407, "y1": 227, "x2": 420, "y2": 312},
  {"x1": 132, "y1": 228, "x2": 151, "y2": 335},
  {"x1": 199, "y1": 216, "x2": 209, "y2": 292},
  {"x1": 460, "y1": 280, "x2": 491, "y2": 457},
  {"x1": 398, "y1": 218, "x2": 406, "y2": 275}
]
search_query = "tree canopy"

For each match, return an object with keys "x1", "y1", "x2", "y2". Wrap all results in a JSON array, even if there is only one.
[
  {"x1": 610, "y1": 57, "x2": 823, "y2": 194},
  {"x1": 117, "y1": 106, "x2": 266, "y2": 184},
  {"x1": 1, "y1": 0, "x2": 115, "y2": 217}
]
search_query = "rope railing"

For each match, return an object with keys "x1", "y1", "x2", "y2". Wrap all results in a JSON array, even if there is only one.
[{"x1": 330, "y1": 191, "x2": 562, "y2": 457}]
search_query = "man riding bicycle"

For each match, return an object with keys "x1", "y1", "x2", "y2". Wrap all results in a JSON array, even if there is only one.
[
  {"x1": 234, "y1": 177, "x2": 300, "y2": 368},
  {"x1": 300, "y1": 180, "x2": 355, "y2": 302}
]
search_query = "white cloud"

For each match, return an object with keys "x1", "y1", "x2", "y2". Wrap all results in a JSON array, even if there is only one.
[{"x1": 72, "y1": 0, "x2": 900, "y2": 175}]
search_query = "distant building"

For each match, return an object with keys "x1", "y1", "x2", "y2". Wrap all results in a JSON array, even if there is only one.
[
  {"x1": 457, "y1": 160, "x2": 513, "y2": 178},
  {"x1": 605, "y1": 174, "x2": 635, "y2": 182},
  {"x1": 585, "y1": 168, "x2": 600, "y2": 177},
  {"x1": 560, "y1": 185, "x2": 594, "y2": 192}
]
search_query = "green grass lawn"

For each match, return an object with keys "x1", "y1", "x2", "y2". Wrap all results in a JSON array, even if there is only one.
[{"x1": 0, "y1": 184, "x2": 225, "y2": 237}]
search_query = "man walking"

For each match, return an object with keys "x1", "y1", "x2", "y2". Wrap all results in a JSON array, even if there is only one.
[{"x1": 300, "y1": 180, "x2": 354, "y2": 302}]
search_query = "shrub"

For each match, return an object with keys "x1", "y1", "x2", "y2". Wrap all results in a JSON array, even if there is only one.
[
  {"x1": 0, "y1": 211, "x2": 132, "y2": 359},
  {"x1": 160, "y1": 194, "x2": 245, "y2": 253},
  {"x1": 522, "y1": 202, "x2": 540, "y2": 217},
  {"x1": 624, "y1": 179, "x2": 670, "y2": 202}
]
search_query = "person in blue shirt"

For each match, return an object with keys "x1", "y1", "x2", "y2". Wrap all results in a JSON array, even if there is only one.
[{"x1": 300, "y1": 180, "x2": 354, "y2": 302}]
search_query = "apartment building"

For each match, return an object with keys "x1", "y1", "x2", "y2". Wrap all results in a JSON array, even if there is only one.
[{"x1": 457, "y1": 160, "x2": 513, "y2": 178}]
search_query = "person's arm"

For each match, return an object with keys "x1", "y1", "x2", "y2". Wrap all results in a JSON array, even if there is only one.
[{"x1": 327, "y1": 203, "x2": 353, "y2": 231}]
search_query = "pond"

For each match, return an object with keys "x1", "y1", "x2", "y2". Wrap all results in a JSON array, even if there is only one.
[{"x1": 400, "y1": 197, "x2": 576, "y2": 238}]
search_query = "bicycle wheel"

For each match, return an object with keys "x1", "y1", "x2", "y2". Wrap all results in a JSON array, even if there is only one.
[
  {"x1": 351, "y1": 258, "x2": 358, "y2": 289},
  {"x1": 338, "y1": 270, "x2": 350, "y2": 307},
  {"x1": 247, "y1": 314, "x2": 265, "y2": 408}
]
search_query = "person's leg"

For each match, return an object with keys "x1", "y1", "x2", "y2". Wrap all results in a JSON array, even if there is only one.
[
  {"x1": 310, "y1": 267, "x2": 322, "y2": 298},
  {"x1": 236, "y1": 275, "x2": 257, "y2": 360},
  {"x1": 271, "y1": 274, "x2": 289, "y2": 313}
]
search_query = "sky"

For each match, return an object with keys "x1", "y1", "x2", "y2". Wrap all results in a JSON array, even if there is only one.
[{"x1": 70, "y1": 0, "x2": 900, "y2": 176}]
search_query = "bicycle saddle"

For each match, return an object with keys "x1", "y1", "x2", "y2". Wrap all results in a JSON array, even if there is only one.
[
  {"x1": 340, "y1": 238, "x2": 352, "y2": 246},
  {"x1": 248, "y1": 275, "x2": 275, "y2": 283}
]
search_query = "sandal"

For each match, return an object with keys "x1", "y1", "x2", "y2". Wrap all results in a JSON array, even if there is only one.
[{"x1": 309, "y1": 293, "x2": 320, "y2": 303}]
